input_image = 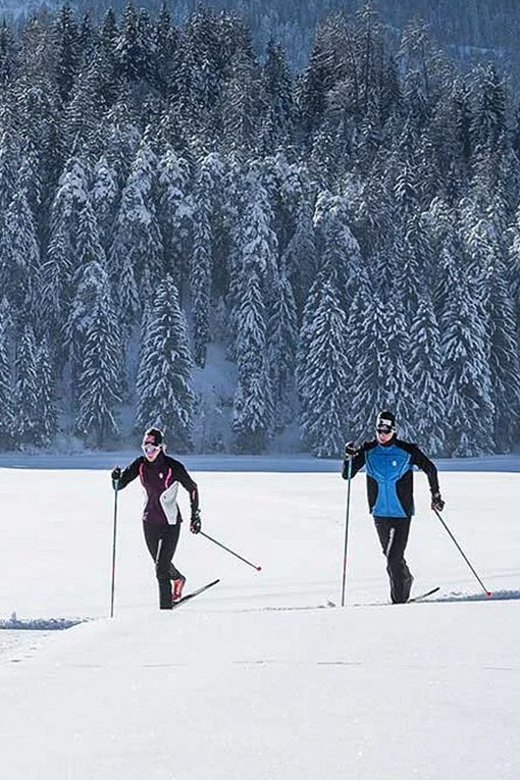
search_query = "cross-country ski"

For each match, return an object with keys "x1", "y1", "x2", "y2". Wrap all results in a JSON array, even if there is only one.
[
  {"x1": 354, "y1": 587, "x2": 440, "y2": 607},
  {"x1": 408, "y1": 586, "x2": 441, "y2": 602},
  {"x1": 171, "y1": 579, "x2": 220, "y2": 610}
]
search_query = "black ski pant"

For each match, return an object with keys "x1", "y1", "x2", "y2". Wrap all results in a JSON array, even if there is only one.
[
  {"x1": 143, "y1": 522, "x2": 184, "y2": 609},
  {"x1": 374, "y1": 516, "x2": 413, "y2": 604}
]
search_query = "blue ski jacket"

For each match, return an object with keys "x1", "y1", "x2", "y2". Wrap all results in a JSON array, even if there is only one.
[{"x1": 342, "y1": 437, "x2": 439, "y2": 518}]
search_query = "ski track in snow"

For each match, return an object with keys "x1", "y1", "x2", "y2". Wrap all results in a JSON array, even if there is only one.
[{"x1": 3, "y1": 589, "x2": 518, "y2": 627}]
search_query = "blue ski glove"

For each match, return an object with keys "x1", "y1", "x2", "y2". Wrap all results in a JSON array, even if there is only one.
[
  {"x1": 431, "y1": 492, "x2": 445, "y2": 512},
  {"x1": 190, "y1": 508, "x2": 202, "y2": 534}
]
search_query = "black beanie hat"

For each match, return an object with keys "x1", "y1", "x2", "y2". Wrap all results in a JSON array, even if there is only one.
[
  {"x1": 376, "y1": 410, "x2": 396, "y2": 431},
  {"x1": 143, "y1": 427, "x2": 164, "y2": 446}
]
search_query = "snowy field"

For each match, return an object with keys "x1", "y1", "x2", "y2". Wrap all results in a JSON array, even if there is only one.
[{"x1": 0, "y1": 455, "x2": 519, "y2": 780}]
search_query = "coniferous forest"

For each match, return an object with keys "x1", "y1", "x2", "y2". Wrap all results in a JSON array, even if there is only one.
[{"x1": 0, "y1": 1, "x2": 520, "y2": 457}]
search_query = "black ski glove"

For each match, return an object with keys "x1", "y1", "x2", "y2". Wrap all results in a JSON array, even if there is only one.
[
  {"x1": 190, "y1": 508, "x2": 202, "y2": 534},
  {"x1": 431, "y1": 492, "x2": 445, "y2": 512},
  {"x1": 344, "y1": 441, "x2": 358, "y2": 459},
  {"x1": 111, "y1": 467, "x2": 121, "y2": 488}
]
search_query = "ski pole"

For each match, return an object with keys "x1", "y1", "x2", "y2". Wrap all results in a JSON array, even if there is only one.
[
  {"x1": 341, "y1": 455, "x2": 353, "y2": 607},
  {"x1": 199, "y1": 531, "x2": 262, "y2": 571},
  {"x1": 432, "y1": 507, "x2": 492, "y2": 596},
  {"x1": 109, "y1": 480, "x2": 119, "y2": 617}
]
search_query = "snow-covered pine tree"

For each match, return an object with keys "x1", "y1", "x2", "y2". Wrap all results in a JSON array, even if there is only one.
[
  {"x1": 197, "y1": 152, "x2": 229, "y2": 299},
  {"x1": 390, "y1": 228, "x2": 445, "y2": 446},
  {"x1": 487, "y1": 255, "x2": 520, "y2": 450},
  {"x1": 229, "y1": 164, "x2": 278, "y2": 341},
  {"x1": 313, "y1": 190, "x2": 363, "y2": 307},
  {"x1": 268, "y1": 262, "x2": 298, "y2": 428},
  {"x1": 0, "y1": 190, "x2": 41, "y2": 311},
  {"x1": 17, "y1": 149, "x2": 42, "y2": 217},
  {"x1": 468, "y1": 63, "x2": 509, "y2": 155},
  {"x1": 346, "y1": 275, "x2": 389, "y2": 442},
  {"x1": 282, "y1": 201, "x2": 317, "y2": 320},
  {"x1": 297, "y1": 273, "x2": 349, "y2": 457},
  {"x1": 14, "y1": 325, "x2": 40, "y2": 448},
  {"x1": 61, "y1": 64, "x2": 106, "y2": 159},
  {"x1": 220, "y1": 47, "x2": 262, "y2": 155},
  {"x1": 355, "y1": 2, "x2": 397, "y2": 118},
  {"x1": 171, "y1": 6, "x2": 226, "y2": 141},
  {"x1": 156, "y1": 148, "x2": 194, "y2": 300},
  {"x1": 508, "y1": 202, "x2": 520, "y2": 323},
  {"x1": 439, "y1": 248, "x2": 495, "y2": 456},
  {"x1": 190, "y1": 195, "x2": 211, "y2": 368},
  {"x1": 110, "y1": 141, "x2": 163, "y2": 321},
  {"x1": 53, "y1": 2, "x2": 81, "y2": 105},
  {"x1": 40, "y1": 220, "x2": 74, "y2": 348},
  {"x1": 34, "y1": 338, "x2": 58, "y2": 448},
  {"x1": 260, "y1": 39, "x2": 295, "y2": 151},
  {"x1": 407, "y1": 291, "x2": 446, "y2": 454},
  {"x1": 0, "y1": 300, "x2": 14, "y2": 449},
  {"x1": 75, "y1": 200, "x2": 107, "y2": 271},
  {"x1": 114, "y1": 0, "x2": 152, "y2": 83},
  {"x1": 75, "y1": 275, "x2": 123, "y2": 447},
  {"x1": 136, "y1": 276, "x2": 195, "y2": 452},
  {"x1": 297, "y1": 13, "x2": 342, "y2": 141},
  {"x1": 271, "y1": 154, "x2": 314, "y2": 251},
  {"x1": 0, "y1": 19, "x2": 16, "y2": 88},
  {"x1": 232, "y1": 267, "x2": 273, "y2": 453},
  {"x1": 459, "y1": 170, "x2": 515, "y2": 451},
  {"x1": 152, "y1": 2, "x2": 179, "y2": 99},
  {"x1": 90, "y1": 155, "x2": 119, "y2": 249},
  {"x1": 0, "y1": 132, "x2": 19, "y2": 212},
  {"x1": 230, "y1": 164, "x2": 278, "y2": 450},
  {"x1": 65, "y1": 203, "x2": 110, "y2": 406},
  {"x1": 48, "y1": 155, "x2": 90, "y2": 236},
  {"x1": 377, "y1": 294, "x2": 412, "y2": 439},
  {"x1": 87, "y1": 8, "x2": 120, "y2": 112},
  {"x1": 41, "y1": 155, "x2": 90, "y2": 338}
]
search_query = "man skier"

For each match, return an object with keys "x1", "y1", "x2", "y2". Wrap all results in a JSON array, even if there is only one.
[
  {"x1": 342, "y1": 410, "x2": 445, "y2": 603},
  {"x1": 111, "y1": 428, "x2": 202, "y2": 610}
]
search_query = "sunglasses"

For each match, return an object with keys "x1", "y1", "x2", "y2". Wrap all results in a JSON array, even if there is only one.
[
  {"x1": 142, "y1": 443, "x2": 160, "y2": 453},
  {"x1": 376, "y1": 426, "x2": 394, "y2": 434}
]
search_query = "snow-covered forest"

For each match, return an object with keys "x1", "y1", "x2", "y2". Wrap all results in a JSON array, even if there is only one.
[
  {"x1": 0, "y1": 1, "x2": 520, "y2": 457},
  {"x1": 4, "y1": 1, "x2": 520, "y2": 77}
]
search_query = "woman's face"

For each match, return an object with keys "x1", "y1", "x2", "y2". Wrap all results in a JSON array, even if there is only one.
[{"x1": 142, "y1": 442, "x2": 161, "y2": 462}]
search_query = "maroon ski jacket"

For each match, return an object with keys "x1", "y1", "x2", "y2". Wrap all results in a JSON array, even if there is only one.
[{"x1": 117, "y1": 451, "x2": 199, "y2": 526}]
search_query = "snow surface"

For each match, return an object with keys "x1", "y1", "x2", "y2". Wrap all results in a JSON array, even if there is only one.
[{"x1": 0, "y1": 456, "x2": 519, "y2": 779}]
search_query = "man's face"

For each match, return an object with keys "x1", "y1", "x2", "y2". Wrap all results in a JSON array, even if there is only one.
[{"x1": 376, "y1": 427, "x2": 394, "y2": 444}]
